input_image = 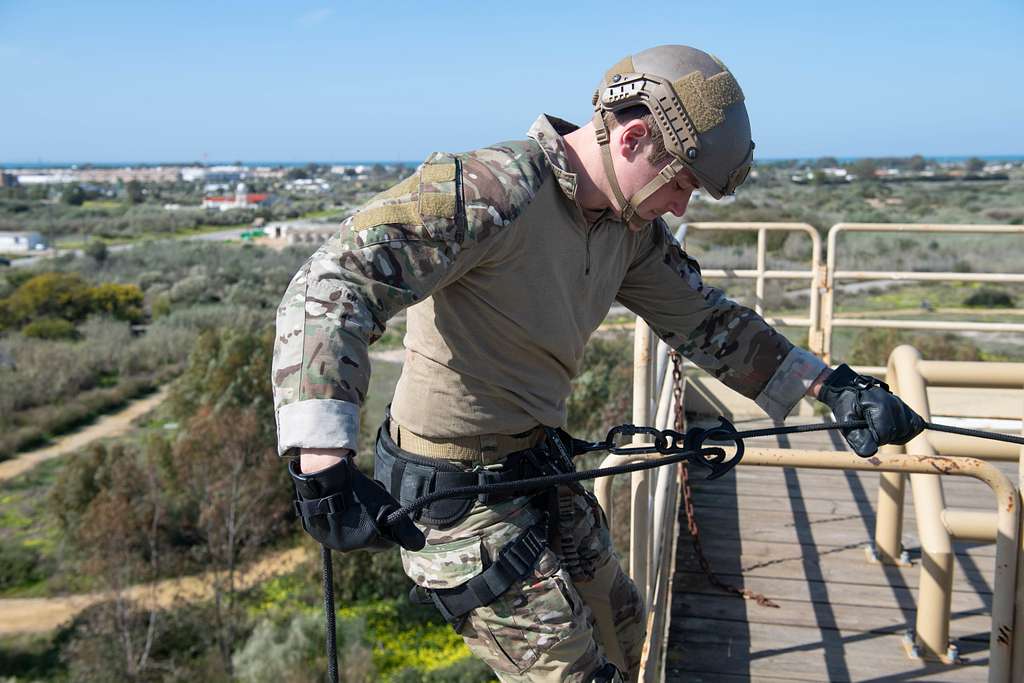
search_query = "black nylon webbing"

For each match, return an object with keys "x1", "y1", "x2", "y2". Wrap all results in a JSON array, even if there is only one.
[{"x1": 427, "y1": 521, "x2": 547, "y2": 623}]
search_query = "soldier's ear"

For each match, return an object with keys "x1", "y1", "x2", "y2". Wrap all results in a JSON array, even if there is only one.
[{"x1": 618, "y1": 119, "x2": 650, "y2": 161}]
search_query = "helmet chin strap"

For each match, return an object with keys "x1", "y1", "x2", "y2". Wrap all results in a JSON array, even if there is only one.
[{"x1": 592, "y1": 111, "x2": 679, "y2": 231}]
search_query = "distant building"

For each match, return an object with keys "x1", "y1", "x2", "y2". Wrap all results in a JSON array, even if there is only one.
[
  {"x1": 0, "y1": 231, "x2": 46, "y2": 253},
  {"x1": 202, "y1": 183, "x2": 271, "y2": 211},
  {"x1": 16, "y1": 172, "x2": 75, "y2": 185},
  {"x1": 267, "y1": 220, "x2": 338, "y2": 244},
  {"x1": 285, "y1": 178, "x2": 330, "y2": 194},
  {"x1": 0, "y1": 172, "x2": 17, "y2": 188}
]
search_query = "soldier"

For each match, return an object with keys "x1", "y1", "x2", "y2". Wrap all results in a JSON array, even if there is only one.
[{"x1": 274, "y1": 45, "x2": 923, "y2": 682}]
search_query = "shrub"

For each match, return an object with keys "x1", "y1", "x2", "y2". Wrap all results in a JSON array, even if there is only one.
[
  {"x1": 84, "y1": 240, "x2": 108, "y2": 263},
  {"x1": 1, "y1": 272, "x2": 94, "y2": 328},
  {"x1": 21, "y1": 317, "x2": 79, "y2": 340},
  {"x1": 848, "y1": 329, "x2": 982, "y2": 366},
  {"x1": 90, "y1": 282, "x2": 145, "y2": 322},
  {"x1": 391, "y1": 657, "x2": 495, "y2": 682},
  {"x1": 0, "y1": 540, "x2": 52, "y2": 591},
  {"x1": 234, "y1": 613, "x2": 375, "y2": 683},
  {"x1": 567, "y1": 335, "x2": 634, "y2": 440},
  {"x1": 963, "y1": 287, "x2": 1015, "y2": 308},
  {"x1": 0, "y1": 375, "x2": 158, "y2": 460}
]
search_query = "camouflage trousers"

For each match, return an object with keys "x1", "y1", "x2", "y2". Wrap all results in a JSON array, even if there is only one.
[{"x1": 400, "y1": 486, "x2": 646, "y2": 682}]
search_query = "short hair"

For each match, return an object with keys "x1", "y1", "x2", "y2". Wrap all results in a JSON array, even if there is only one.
[{"x1": 602, "y1": 105, "x2": 672, "y2": 167}]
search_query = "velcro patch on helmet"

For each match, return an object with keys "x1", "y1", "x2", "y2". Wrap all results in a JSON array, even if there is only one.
[{"x1": 672, "y1": 70, "x2": 744, "y2": 133}]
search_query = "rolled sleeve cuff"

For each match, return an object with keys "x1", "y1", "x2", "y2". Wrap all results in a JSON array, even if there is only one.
[
  {"x1": 275, "y1": 399, "x2": 361, "y2": 457},
  {"x1": 754, "y1": 347, "x2": 828, "y2": 421}
]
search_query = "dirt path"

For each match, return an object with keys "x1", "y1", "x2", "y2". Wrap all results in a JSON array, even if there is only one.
[
  {"x1": 0, "y1": 386, "x2": 171, "y2": 483},
  {"x1": 0, "y1": 545, "x2": 310, "y2": 635}
]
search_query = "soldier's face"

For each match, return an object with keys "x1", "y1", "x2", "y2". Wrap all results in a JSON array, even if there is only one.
[
  {"x1": 635, "y1": 166, "x2": 699, "y2": 223},
  {"x1": 614, "y1": 122, "x2": 698, "y2": 227}
]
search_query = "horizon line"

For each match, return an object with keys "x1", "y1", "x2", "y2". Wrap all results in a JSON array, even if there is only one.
[{"x1": 4, "y1": 153, "x2": 1024, "y2": 169}]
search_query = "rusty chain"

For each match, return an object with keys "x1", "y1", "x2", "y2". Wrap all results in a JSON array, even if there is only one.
[{"x1": 671, "y1": 351, "x2": 779, "y2": 609}]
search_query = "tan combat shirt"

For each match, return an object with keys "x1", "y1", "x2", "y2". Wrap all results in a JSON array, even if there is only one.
[{"x1": 272, "y1": 115, "x2": 826, "y2": 455}]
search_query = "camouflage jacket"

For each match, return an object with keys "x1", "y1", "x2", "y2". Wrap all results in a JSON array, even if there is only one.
[{"x1": 272, "y1": 115, "x2": 826, "y2": 456}]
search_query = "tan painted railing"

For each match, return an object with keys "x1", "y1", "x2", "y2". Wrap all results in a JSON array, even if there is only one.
[
  {"x1": 684, "y1": 222, "x2": 826, "y2": 354},
  {"x1": 822, "y1": 223, "x2": 1024, "y2": 363},
  {"x1": 613, "y1": 222, "x2": 1023, "y2": 680},
  {"x1": 868, "y1": 346, "x2": 1024, "y2": 679},
  {"x1": 616, "y1": 332, "x2": 1023, "y2": 681},
  {"x1": 595, "y1": 317, "x2": 683, "y2": 683}
]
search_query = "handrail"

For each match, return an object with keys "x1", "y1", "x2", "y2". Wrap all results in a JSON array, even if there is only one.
[
  {"x1": 823, "y1": 223, "x2": 1024, "y2": 363},
  {"x1": 596, "y1": 316, "x2": 682, "y2": 682},
  {"x1": 684, "y1": 222, "x2": 824, "y2": 353},
  {"x1": 869, "y1": 345, "x2": 1024, "y2": 679},
  {"x1": 619, "y1": 222, "x2": 1023, "y2": 679}
]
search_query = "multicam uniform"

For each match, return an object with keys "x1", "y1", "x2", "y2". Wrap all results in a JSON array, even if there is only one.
[{"x1": 272, "y1": 114, "x2": 827, "y2": 680}]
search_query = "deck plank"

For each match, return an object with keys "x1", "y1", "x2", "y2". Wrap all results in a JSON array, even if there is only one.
[{"x1": 665, "y1": 416, "x2": 1005, "y2": 682}]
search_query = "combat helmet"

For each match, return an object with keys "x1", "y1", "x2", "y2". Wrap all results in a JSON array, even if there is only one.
[{"x1": 592, "y1": 45, "x2": 754, "y2": 227}]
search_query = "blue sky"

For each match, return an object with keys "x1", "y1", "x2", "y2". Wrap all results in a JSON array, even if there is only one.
[{"x1": 2, "y1": 1, "x2": 1022, "y2": 163}]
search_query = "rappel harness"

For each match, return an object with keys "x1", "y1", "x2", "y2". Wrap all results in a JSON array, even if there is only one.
[{"x1": 307, "y1": 415, "x2": 1024, "y2": 682}]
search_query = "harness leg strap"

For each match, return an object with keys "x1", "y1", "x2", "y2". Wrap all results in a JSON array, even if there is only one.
[{"x1": 414, "y1": 519, "x2": 548, "y2": 628}]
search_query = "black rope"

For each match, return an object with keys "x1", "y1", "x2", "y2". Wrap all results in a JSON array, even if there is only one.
[
  {"x1": 321, "y1": 545, "x2": 338, "y2": 683},
  {"x1": 730, "y1": 419, "x2": 1024, "y2": 447},
  {"x1": 380, "y1": 418, "x2": 1024, "y2": 528},
  {"x1": 384, "y1": 446, "x2": 726, "y2": 526}
]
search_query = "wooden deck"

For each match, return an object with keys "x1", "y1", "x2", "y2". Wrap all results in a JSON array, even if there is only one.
[{"x1": 665, "y1": 417, "x2": 1016, "y2": 682}]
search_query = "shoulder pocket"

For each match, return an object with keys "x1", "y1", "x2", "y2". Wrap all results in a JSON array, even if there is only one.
[{"x1": 352, "y1": 152, "x2": 461, "y2": 244}]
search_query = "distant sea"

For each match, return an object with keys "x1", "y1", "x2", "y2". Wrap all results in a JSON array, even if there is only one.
[{"x1": 3, "y1": 155, "x2": 1024, "y2": 170}]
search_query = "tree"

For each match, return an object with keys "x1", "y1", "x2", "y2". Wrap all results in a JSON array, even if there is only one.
[
  {"x1": 55, "y1": 440, "x2": 170, "y2": 681},
  {"x1": 90, "y1": 282, "x2": 145, "y2": 322},
  {"x1": 62, "y1": 183, "x2": 86, "y2": 206},
  {"x1": 125, "y1": 179, "x2": 145, "y2": 204},
  {"x1": 166, "y1": 325, "x2": 289, "y2": 675},
  {"x1": 965, "y1": 157, "x2": 985, "y2": 173},
  {"x1": 851, "y1": 158, "x2": 878, "y2": 181},
  {"x1": 1, "y1": 272, "x2": 94, "y2": 327},
  {"x1": 85, "y1": 239, "x2": 109, "y2": 263},
  {"x1": 172, "y1": 408, "x2": 290, "y2": 676},
  {"x1": 908, "y1": 154, "x2": 927, "y2": 171}
]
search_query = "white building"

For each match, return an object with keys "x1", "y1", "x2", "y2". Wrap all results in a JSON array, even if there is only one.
[
  {"x1": 285, "y1": 178, "x2": 331, "y2": 194},
  {"x1": 0, "y1": 231, "x2": 46, "y2": 253},
  {"x1": 15, "y1": 172, "x2": 75, "y2": 185},
  {"x1": 201, "y1": 183, "x2": 271, "y2": 212},
  {"x1": 267, "y1": 220, "x2": 338, "y2": 244}
]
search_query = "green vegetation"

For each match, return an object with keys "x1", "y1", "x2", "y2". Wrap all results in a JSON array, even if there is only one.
[
  {"x1": 0, "y1": 241, "x2": 308, "y2": 461},
  {"x1": 0, "y1": 272, "x2": 144, "y2": 332},
  {"x1": 964, "y1": 286, "x2": 1016, "y2": 308}
]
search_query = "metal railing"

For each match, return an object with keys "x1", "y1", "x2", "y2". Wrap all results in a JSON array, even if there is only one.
[
  {"x1": 608, "y1": 221, "x2": 1024, "y2": 680},
  {"x1": 594, "y1": 318, "x2": 682, "y2": 683},
  {"x1": 822, "y1": 223, "x2": 1024, "y2": 363},
  {"x1": 868, "y1": 345, "x2": 1024, "y2": 677},
  {"x1": 684, "y1": 222, "x2": 825, "y2": 353},
  {"x1": 616, "y1": 331, "x2": 1023, "y2": 681}
]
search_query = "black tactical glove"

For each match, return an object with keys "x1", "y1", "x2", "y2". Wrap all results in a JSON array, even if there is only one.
[
  {"x1": 817, "y1": 364, "x2": 926, "y2": 457},
  {"x1": 289, "y1": 457, "x2": 425, "y2": 552}
]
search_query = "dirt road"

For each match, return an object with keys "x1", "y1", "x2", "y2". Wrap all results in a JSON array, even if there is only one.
[
  {"x1": 0, "y1": 545, "x2": 310, "y2": 635},
  {"x1": 0, "y1": 386, "x2": 171, "y2": 483}
]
